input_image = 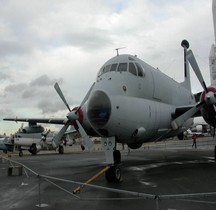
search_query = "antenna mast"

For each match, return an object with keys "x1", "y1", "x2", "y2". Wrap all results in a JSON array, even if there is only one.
[{"x1": 115, "y1": 47, "x2": 126, "y2": 56}]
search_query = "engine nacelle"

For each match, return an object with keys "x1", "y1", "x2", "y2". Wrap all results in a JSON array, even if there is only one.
[
  {"x1": 128, "y1": 142, "x2": 143, "y2": 149},
  {"x1": 28, "y1": 143, "x2": 42, "y2": 155},
  {"x1": 22, "y1": 125, "x2": 45, "y2": 134}
]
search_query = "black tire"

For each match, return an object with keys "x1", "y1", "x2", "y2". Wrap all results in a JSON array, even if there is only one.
[
  {"x1": 114, "y1": 150, "x2": 121, "y2": 164},
  {"x1": 59, "y1": 145, "x2": 64, "y2": 154},
  {"x1": 29, "y1": 144, "x2": 37, "y2": 155},
  {"x1": 105, "y1": 165, "x2": 122, "y2": 182},
  {"x1": 19, "y1": 151, "x2": 23, "y2": 157}
]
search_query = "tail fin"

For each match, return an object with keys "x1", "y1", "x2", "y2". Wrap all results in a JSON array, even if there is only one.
[
  {"x1": 209, "y1": 0, "x2": 216, "y2": 86},
  {"x1": 180, "y1": 40, "x2": 191, "y2": 91},
  {"x1": 209, "y1": 44, "x2": 216, "y2": 86}
]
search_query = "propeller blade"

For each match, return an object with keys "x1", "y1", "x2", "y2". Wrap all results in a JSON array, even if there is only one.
[
  {"x1": 54, "y1": 82, "x2": 71, "y2": 112},
  {"x1": 76, "y1": 82, "x2": 95, "y2": 113},
  {"x1": 76, "y1": 120, "x2": 93, "y2": 149},
  {"x1": 52, "y1": 121, "x2": 70, "y2": 148},
  {"x1": 186, "y1": 50, "x2": 208, "y2": 93},
  {"x1": 213, "y1": 104, "x2": 216, "y2": 112},
  {"x1": 41, "y1": 129, "x2": 51, "y2": 142},
  {"x1": 44, "y1": 129, "x2": 50, "y2": 136},
  {"x1": 171, "y1": 102, "x2": 204, "y2": 130}
]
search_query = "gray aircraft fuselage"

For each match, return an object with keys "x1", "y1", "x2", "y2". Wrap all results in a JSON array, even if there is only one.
[{"x1": 80, "y1": 54, "x2": 195, "y2": 145}]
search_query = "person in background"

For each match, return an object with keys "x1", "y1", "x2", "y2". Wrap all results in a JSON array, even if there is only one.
[{"x1": 192, "y1": 134, "x2": 197, "y2": 149}]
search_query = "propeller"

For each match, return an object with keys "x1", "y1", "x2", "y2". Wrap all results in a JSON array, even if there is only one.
[
  {"x1": 171, "y1": 102, "x2": 204, "y2": 130},
  {"x1": 171, "y1": 41, "x2": 214, "y2": 130},
  {"x1": 18, "y1": 123, "x2": 24, "y2": 132},
  {"x1": 187, "y1": 50, "x2": 216, "y2": 110},
  {"x1": 53, "y1": 82, "x2": 94, "y2": 150},
  {"x1": 54, "y1": 83, "x2": 71, "y2": 112},
  {"x1": 41, "y1": 129, "x2": 51, "y2": 142},
  {"x1": 52, "y1": 121, "x2": 71, "y2": 148},
  {"x1": 186, "y1": 50, "x2": 209, "y2": 93}
]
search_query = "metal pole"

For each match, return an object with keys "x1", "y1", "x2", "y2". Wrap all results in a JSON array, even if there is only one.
[
  {"x1": 37, "y1": 176, "x2": 41, "y2": 207},
  {"x1": 155, "y1": 196, "x2": 160, "y2": 210}
]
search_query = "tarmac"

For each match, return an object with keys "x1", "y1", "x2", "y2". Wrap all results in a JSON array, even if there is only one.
[{"x1": 1, "y1": 136, "x2": 216, "y2": 210}]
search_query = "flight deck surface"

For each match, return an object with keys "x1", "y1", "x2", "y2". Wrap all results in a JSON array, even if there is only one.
[{"x1": 1, "y1": 137, "x2": 216, "y2": 210}]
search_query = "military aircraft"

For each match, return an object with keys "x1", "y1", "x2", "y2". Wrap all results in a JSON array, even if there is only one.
[
  {"x1": 0, "y1": 135, "x2": 14, "y2": 154},
  {"x1": 5, "y1": 37, "x2": 216, "y2": 182},
  {"x1": 12, "y1": 123, "x2": 65, "y2": 157}
]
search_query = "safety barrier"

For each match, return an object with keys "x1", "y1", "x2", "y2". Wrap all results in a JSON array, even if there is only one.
[{"x1": 1, "y1": 156, "x2": 216, "y2": 210}]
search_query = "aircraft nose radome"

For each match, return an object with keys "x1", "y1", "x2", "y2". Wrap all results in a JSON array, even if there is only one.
[{"x1": 87, "y1": 91, "x2": 111, "y2": 127}]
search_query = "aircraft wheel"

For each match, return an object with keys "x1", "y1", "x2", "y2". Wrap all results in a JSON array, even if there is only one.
[
  {"x1": 29, "y1": 144, "x2": 37, "y2": 155},
  {"x1": 81, "y1": 144, "x2": 85, "y2": 151},
  {"x1": 105, "y1": 165, "x2": 122, "y2": 183},
  {"x1": 59, "y1": 145, "x2": 64, "y2": 154},
  {"x1": 19, "y1": 151, "x2": 23, "y2": 157}
]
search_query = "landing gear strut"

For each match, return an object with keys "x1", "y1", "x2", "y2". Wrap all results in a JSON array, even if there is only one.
[
  {"x1": 58, "y1": 145, "x2": 64, "y2": 154},
  {"x1": 102, "y1": 137, "x2": 122, "y2": 182}
]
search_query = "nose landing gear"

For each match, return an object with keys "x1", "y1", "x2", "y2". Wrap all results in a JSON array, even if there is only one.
[{"x1": 102, "y1": 137, "x2": 122, "y2": 182}]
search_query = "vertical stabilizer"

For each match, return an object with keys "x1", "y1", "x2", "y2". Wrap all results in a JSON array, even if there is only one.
[
  {"x1": 213, "y1": 0, "x2": 216, "y2": 43},
  {"x1": 209, "y1": 44, "x2": 216, "y2": 85},
  {"x1": 209, "y1": 0, "x2": 216, "y2": 86}
]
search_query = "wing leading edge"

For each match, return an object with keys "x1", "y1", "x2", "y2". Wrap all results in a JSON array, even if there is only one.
[{"x1": 3, "y1": 118, "x2": 66, "y2": 125}]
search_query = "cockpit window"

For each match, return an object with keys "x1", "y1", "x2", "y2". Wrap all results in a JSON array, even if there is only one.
[
  {"x1": 98, "y1": 67, "x2": 104, "y2": 77},
  {"x1": 136, "y1": 63, "x2": 144, "y2": 77},
  {"x1": 110, "y1": 63, "x2": 117, "y2": 71},
  {"x1": 98, "y1": 61, "x2": 144, "y2": 78},
  {"x1": 117, "y1": 63, "x2": 127, "y2": 72},
  {"x1": 129, "y1": 63, "x2": 137, "y2": 76},
  {"x1": 104, "y1": 65, "x2": 111, "y2": 73}
]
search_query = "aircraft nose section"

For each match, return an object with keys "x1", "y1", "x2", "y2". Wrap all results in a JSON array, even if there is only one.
[{"x1": 87, "y1": 91, "x2": 111, "y2": 127}]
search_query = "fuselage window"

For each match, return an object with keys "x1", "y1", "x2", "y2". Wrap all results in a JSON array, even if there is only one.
[
  {"x1": 129, "y1": 63, "x2": 137, "y2": 76},
  {"x1": 136, "y1": 63, "x2": 143, "y2": 77},
  {"x1": 15, "y1": 135, "x2": 21, "y2": 138},
  {"x1": 110, "y1": 63, "x2": 117, "y2": 71},
  {"x1": 118, "y1": 63, "x2": 127, "y2": 72}
]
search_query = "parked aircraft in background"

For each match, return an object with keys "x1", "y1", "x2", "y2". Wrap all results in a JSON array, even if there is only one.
[
  {"x1": 12, "y1": 123, "x2": 64, "y2": 157},
  {"x1": 0, "y1": 135, "x2": 14, "y2": 153},
  {"x1": 12, "y1": 123, "x2": 82, "y2": 157}
]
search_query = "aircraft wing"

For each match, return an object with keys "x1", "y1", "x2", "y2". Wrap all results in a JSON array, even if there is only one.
[
  {"x1": 172, "y1": 105, "x2": 201, "y2": 118},
  {"x1": 3, "y1": 118, "x2": 66, "y2": 125}
]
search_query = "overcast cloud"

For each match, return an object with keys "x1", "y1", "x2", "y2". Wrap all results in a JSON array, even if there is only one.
[{"x1": 0, "y1": 0, "x2": 214, "y2": 134}]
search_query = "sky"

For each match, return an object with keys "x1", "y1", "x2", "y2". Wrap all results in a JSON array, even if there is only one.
[{"x1": 0, "y1": 0, "x2": 214, "y2": 134}]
